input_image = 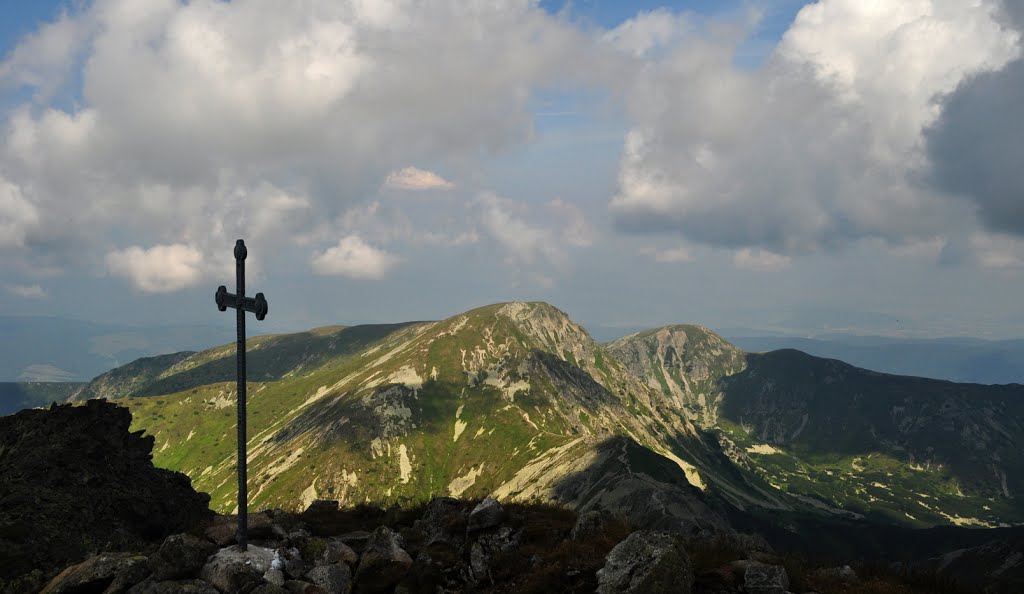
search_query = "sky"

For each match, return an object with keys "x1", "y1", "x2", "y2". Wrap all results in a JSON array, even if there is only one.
[{"x1": 1, "y1": 0, "x2": 1023, "y2": 339}]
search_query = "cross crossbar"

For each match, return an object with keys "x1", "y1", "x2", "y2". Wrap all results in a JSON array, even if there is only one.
[{"x1": 216, "y1": 286, "x2": 268, "y2": 320}]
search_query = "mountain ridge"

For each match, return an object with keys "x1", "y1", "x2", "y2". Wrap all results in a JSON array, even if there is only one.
[{"x1": 70, "y1": 301, "x2": 1024, "y2": 532}]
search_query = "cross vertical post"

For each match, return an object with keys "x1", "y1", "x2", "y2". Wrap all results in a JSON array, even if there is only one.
[{"x1": 215, "y1": 239, "x2": 268, "y2": 552}]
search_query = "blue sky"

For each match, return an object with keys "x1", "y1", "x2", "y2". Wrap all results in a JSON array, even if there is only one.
[{"x1": 1, "y1": 0, "x2": 1023, "y2": 340}]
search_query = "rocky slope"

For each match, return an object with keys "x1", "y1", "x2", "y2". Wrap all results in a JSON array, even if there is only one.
[{"x1": 0, "y1": 400, "x2": 211, "y2": 591}]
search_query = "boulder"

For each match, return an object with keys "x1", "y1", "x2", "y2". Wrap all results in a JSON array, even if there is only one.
[
  {"x1": 596, "y1": 531, "x2": 693, "y2": 594},
  {"x1": 467, "y1": 498, "x2": 504, "y2": 533},
  {"x1": 251, "y1": 584, "x2": 290, "y2": 594},
  {"x1": 307, "y1": 564, "x2": 352, "y2": 594},
  {"x1": 743, "y1": 562, "x2": 790, "y2": 594},
  {"x1": 199, "y1": 545, "x2": 275, "y2": 593},
  {"x1": 204, "y1": 513, "x2": 276, "y2": 547},
  {"x1": 353, "y1": 527, "x2": 412, "y2": 594},
  {"x1": 323, "y1": 539, "x2": 359, "y2": 566},
  {"x1": 40, "y1": 553, "x2": 149, "y2": 594},
  {"x1": 149, "y1": 533, "x2": 218, "y2": 580}
]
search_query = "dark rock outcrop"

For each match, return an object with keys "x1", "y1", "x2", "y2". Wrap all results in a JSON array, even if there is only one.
[
  {"x1": 0, "y1": 400, "x2": 212, "y2": 591},
  {"x1": 596, "y1": 530, "x2": 693, "y2": 594}
]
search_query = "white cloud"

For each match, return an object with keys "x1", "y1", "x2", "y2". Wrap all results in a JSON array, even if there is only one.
[
  {"x1": 6, "y1": 284, "x2": 47, "y2": 298},
  {"x1": 600, "y1": 9, "x2": 685, "y2": 57},
  {"x1": 0, "y1": 178, "x2": 39, "y2": 249},
  {"x1": 384, "y1": 167, "x2": 454, "y2": 191},
  {"x1": 0, "y1": 0, "x2": 602, "y2": 278},
  {"x1": 105, "y1": 244, "x2": 204, "y2": 293},
  {"x1": 734, "y1": 249, "x2": 791, "y2": 272},
  {"x1": 639, "y1": 246, "x2": 692, "y2": 263},
  {"x1": 968, "y1": 233, "x2": 1024, "y2": 269},
  {"x1": 311, "y1": 235, "x2": 398, "y2": 279},
  {"x1": 610, "y1": 0, "x2": 1021, "y2": 254}
]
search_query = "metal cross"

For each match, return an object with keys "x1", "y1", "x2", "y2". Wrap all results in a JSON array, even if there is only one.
[{"x1": 215, "y1": 239, "x2": 268, "y2": 551}]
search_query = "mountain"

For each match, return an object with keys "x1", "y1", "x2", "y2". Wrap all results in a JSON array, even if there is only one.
[
  {"x1": 0, "y1": 382, "x2": 85, "y2": 416},
  {"x1": 728, "y1": 334, "x2": 1024, "y2": 384},
  {"x1": 0, "y1": 316, "x2": 229, "y2": 382},
  {"x1": 76, "y1": 302, "x2": 1024, "y2": 533}
]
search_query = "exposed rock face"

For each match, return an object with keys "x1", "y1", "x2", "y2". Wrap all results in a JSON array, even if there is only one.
[
  {"x1": 0, "y1": 400, "x2": 212, "y2": 591},
  {"x1": 596, "y1": 530, "x2": 693, "y2": 594},
  {"x1": 608, "y1": 325, "x2": 745, "y2": 427},
  {"x1": 40, "y1": 553, "x2": 149, "y2": 594},
  {"x1": 148, "y1": 534, "x2": 218, "y2": 581},
  {"x1": 467, "y1": 497, "x2": 504, "y2": 533}
]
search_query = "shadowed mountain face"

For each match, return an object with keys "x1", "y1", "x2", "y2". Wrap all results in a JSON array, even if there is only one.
[{"x1": 76, "y1": 302, "x2": 1024, "y2": 531}]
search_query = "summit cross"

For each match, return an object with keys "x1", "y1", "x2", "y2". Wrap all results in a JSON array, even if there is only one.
[{"x1": 214, "y1": 239, "x2": 268, "y2": 551}]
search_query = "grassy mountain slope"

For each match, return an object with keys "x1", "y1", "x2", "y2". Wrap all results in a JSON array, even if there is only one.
[
  {"x1": 83, "y1": 302, "x2": 1024, "y2": 529},
  {"x1": 107, "y1": 303, "x2": 750, "y2": 534},
  {"x1": 609, "y1": 325, "x2": 1024, "y2": 527}
]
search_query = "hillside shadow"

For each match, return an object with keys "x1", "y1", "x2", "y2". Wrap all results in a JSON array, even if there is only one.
[
  {"x1": 138, "y1": 323, "x2": 419, "y2": 397},
  {"x1": 714, "y1": 349, "x2": 1024, "y2": 504}
]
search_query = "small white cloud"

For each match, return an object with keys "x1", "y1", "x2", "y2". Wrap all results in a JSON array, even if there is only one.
[
  {"x1": 639, "y1": 246, "x2": 693, "y2": 263},
  {"x1": 6, "y1": 284, "x2": 47, "y2": 298},
  {"x1": 734, "y1": 248, "x2": 791, "y2": 272},
  {"x1": 384, "y1": 167, "x2": 455, "y2": 191},
  {"x1": 311, "y1": 235, "x2": 398, "y2": 279},
  {"x1": 105, "y1": 244, "x2": 204, "y2": 292}
]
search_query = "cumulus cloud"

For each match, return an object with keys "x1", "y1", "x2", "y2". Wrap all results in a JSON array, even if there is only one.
[
  {"x1": 311, "y1": 235, "x2": 398, "y2": 279},
  {"x1": 0, "y1": 0, "x2": 605, "y2": 285},
  {"x1": 6, "y1": 284, "x2": 47, "y2": 298},
  {"x1": 384, "y1": 167, "x2": 454, "y2": 191},
  {"x1": 609, "y1": 0, "x2": 1020, "y2": 255},
  {"x1": 105, "y1": 244, "x2": 204, "y2": 293}
]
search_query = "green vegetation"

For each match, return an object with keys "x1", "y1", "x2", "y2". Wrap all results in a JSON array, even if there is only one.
[{"x1": 75, "y1": 301, "x2": 1023, "y2": 529}]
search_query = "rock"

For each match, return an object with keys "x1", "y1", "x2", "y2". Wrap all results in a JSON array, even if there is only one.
[
  {"x1": 199, "y1": 545, "x2": 275, "y2": 593},
  {"x1": 596, "y1": 531, "x2": 693, "y2": 594},
  {"x1": 40, "y1": 553, "x2": 150, "y2": 594},
  {"x1": 280, "y1": 547, "x2": 311, "y2": 580},
  {"x1": 468, "y1": 527, "x2": 518, "y2": 584},
  {"x1": 264, "y1": 568, "x2": 286, "y2": 586},
  {"x1": 0, "y1": 401, "x2": 212, "y2": 586},
  {"x1": 127, "y1": 579, "x2": 220, "y2": 594},
  {"x1": 323, "y1": 539, "x2": 359, "y2": 566},
  {"x1": 743, "y1": 562, "x2": 790, "y2": 594},
  {"x1": 149, "y1": 533, "x2": 218, "y2": 580},
  {"x1": 570, "y1": 510, "x2": 607, "y2": 541},
  {"x1": 307, "y1": 564, "x2": 352, "y2": 594},
  {"x1": 414, "y1": 497, "x2": 468, "y2": 548},
  {"x1": 353, "y1": 527, "x2": 412, "y2": 594},
  {"x1": 467, "y1": 498, "x2": 504, "y2": 533}
]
